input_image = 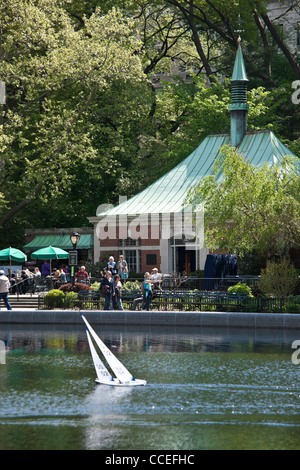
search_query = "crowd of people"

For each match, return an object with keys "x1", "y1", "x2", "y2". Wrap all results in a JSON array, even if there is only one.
[
  {"x1": 100, "y1": 255, "x2": 162, "y2": 311},
  {"x1": 5, "y1": 263, "x2": 71, "y2": 294},
  {"x1": 0, "y1": 253, "x2": 163, "y2": 311}
]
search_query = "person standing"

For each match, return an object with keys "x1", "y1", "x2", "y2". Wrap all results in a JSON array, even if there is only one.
[
  {"x1": 41, "y1": 261, "x2": 51, "y2": 277},
  {"x1": 143, "y1": 272, "x2": 152, "y2": 311},
  {"x1": 100, "y1": 271, "x2": 114, "y2": 310},
  {"x1": 106, "y1": 256, "x2": 116, "y2": 276},
  {"x1": 116, "y1": 255, "x2": 128, "y2": 280},
  {"x1": 0, "y1": 270, "x2": 12, "y2": 310},
  {"x1": 112, "y1": 274, "x2": 124, "y2": 310},
  {"x1": 142, "y1": 272, "x2": 162, "y2": 311}
]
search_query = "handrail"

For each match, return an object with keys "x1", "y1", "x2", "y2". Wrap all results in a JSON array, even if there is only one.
[{"x1": 9, "y1": 277, "x2": 34, "y2": 299}]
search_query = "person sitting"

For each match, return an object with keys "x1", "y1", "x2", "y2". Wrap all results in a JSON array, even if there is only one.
[
  {"x1": 59, "y1": 268, "x2": 67, "y2": 285},
  {"x1": 20, "y1": 270, "x2": 29, "y2": 294},
  {"x1": 52, "y1": 268, "x2": 61, "y2": 289},
  {"x1": 75, "y1": 266, "x2": 89, "y2": 284},
  {"x1": 34, "y1": 267, "x2": 41, "y2": 277}
]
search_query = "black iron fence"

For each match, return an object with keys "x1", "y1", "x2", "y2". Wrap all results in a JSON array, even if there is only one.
[{"x1": 38, "y1": 288, "x2": 300, "y2": 313}]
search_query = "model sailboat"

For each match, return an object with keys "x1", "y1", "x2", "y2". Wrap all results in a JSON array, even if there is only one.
[{"x1": 82, "y1": 315, "x2": 147, "y2": 387}]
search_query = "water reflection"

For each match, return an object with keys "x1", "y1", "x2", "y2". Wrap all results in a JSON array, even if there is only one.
[
  {"x1": 84, "y1": 386, "x2": 133, "y2": 450},
  {"x1": 0, "y1": 324, "x2": 297, "y2": 355}
]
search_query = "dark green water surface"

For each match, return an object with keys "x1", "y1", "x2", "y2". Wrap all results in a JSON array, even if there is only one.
[{"x1": 0, "y1": 324, "x2": 299, "y2": 450}]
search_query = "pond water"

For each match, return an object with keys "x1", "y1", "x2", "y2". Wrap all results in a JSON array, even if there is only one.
[{"x1": 0, "y1": 324, "x2": 299, "y2": 450}]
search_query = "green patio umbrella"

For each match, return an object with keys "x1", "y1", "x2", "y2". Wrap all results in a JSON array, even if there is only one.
[
  {"x1": 31, "y1": 246, "x2": 69, "y2": 271},
  {"x1": 0, "y1": 247, "x2": 27, "y2": 270}
]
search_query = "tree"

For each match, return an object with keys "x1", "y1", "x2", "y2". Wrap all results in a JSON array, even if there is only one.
[
  {"x1": 0, "y1": 1, "x2": 145, "y2": 228},
  {"x1": 259, "y1": 258, "x2": 299, "y2": 298},
  {"x1": 185, "y1": 145, "x2": 300, "y2": 259},
  {"x1": 0, "y1": 0, "x2": 299, "y2": 251},
  {"x1": 164, "y1": 0, "x2": 300, "y2": 80}
]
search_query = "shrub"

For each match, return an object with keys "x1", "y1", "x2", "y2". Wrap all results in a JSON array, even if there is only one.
[
  {"x1": 44, "y1": 289, "x2": 65, "y2": 309},
  {"x1": 259, "y1": 259, "x2": 299, "y2": 298},
  {"x1": 64, "y1": 291, "x2": 78, "y2": 308},
  {"x1": 72, "y1": 282, "x2": 93, "y2": 292},
  {"x1": 228, "y1": 282, "x2": 253, "y2": 297},
  {"x1": 91, "y1": 281, "x2": 100, "y2": 291},
  {"x1": 284, "y1": 303, "x2": 300, "y2": 313},
  {"x1": 59, "y1": 282, "x2": 93, "y2": 293},
  {"x1": 122, "y1": 280, "x2": 141, "y2": 292},
  {"x1": 59, "y1": 283, "x2": 73, "y2": 293}
]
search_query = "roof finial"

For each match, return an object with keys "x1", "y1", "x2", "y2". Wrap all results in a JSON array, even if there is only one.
[{"x1": 236, "y1": 14, "x2": 243, "y2": 45}]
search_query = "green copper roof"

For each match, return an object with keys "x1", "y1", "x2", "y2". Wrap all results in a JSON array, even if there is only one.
[
  {"x1": 24, "y1": 234, "x2": 93, "y2": 250},
  {"x1": 98, "y1": 130, "x2": 297, "y2": 217},
  {"x1": 231, "y1": 45, "x2": 248, "y2": 82}
]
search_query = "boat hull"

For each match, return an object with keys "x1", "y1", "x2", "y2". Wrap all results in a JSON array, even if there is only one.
[{"x1": 95, "y1": 378, "x2": 147, "y2": 387}]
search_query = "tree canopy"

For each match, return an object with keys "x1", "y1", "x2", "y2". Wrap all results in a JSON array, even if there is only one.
[
  {"x1": 185, "y1": 145, "x2": 300, "y2": 259},
  {"x1": 0, "y1": 0, "x2": 299, "y2": 248}
]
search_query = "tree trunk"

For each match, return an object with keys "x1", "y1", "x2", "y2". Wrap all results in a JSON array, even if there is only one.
[
  {"x1": 253, "y1": 9, "x2": 272, "y2": 80},
  {"x1": 0, "y1": 182, "x2": 43, "y2": 227},
  {"x1": 261, "y1": 12, "x2": 300, "y2": 79}
]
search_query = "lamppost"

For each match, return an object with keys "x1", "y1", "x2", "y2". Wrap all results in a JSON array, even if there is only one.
[{"x1": 69, "y1": 232, "x2": 80, "y2": 285}]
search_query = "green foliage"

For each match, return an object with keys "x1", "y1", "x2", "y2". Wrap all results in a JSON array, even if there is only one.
[
  {"x1": 228, "y1": 282, "x2": 253, "y2": 297},
  {"x1": 283, "y1": 301, "x2": 300, "y2": 314},
  {"x1": 44, "y1": 288, "x2": 78, "y2": 308},
  {"x1": 259, "y1": 259, "x2": 299, "y2": 298},
  {"x1": 0, "y1": 1, "x2": 145, "y2": 236},
  {"x1": 64, "y1": 291, "x2": 78, "y2": 309},
  {"x1": 44, "y1": 289, "x2": 65, "y2": 309},
  {"x1": 0, "y1": 0, "x2": 299, "y2": 250},
  {"x1": 186, "y1": 145, "x2": 300, "y2": 258},
  {"x1": 90, "y1": 282, "x2": 101, "y2": 291},
  {"x1": 122, "y1": 280, "x2": 142, "y2": 292}
]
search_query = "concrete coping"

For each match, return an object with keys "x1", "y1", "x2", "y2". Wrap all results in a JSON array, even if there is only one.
[{"x1": 0, "y1": 309, "x2": 300, "y2": 329}]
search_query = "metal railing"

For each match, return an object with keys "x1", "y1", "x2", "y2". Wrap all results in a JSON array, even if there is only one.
[{"x1": 37, "y1": 288, "x2": 300, "y2": 313}]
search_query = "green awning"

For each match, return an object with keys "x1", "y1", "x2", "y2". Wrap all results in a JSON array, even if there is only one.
[{"x1": 24, "y1": 234, "x2": 93, "y2": 251}]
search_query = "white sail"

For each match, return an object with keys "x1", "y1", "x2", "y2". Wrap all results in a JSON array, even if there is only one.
[
  {"x1": 82, "y1": 315, "x2": 134, "y2": 383},
  {"x1": 86, "y1": 329, "x2": 114, "y2": 384}
]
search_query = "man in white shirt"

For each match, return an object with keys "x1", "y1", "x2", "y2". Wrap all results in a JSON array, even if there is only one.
[
  {"x1": 150, "y1": 267, "x2": 161, "y2": 280},
  {"x1": 0, "y1": 270, "x2": 12, "y2": 310}
]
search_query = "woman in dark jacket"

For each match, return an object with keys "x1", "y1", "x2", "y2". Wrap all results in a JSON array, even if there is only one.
[
  {"x1": 112, "y1": 274, "x2": 124, "y2": 310},
  {"x1": 100, "y1": 271, "x2": 114, "y2": 310}
]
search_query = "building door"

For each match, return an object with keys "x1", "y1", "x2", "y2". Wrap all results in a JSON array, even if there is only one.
[
  {"x1": 185, "y1": 250, "x2": 196, "y2": 275},
  {"x1": 176, "y1": 247, "x2": 196, "y2": 274}
]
